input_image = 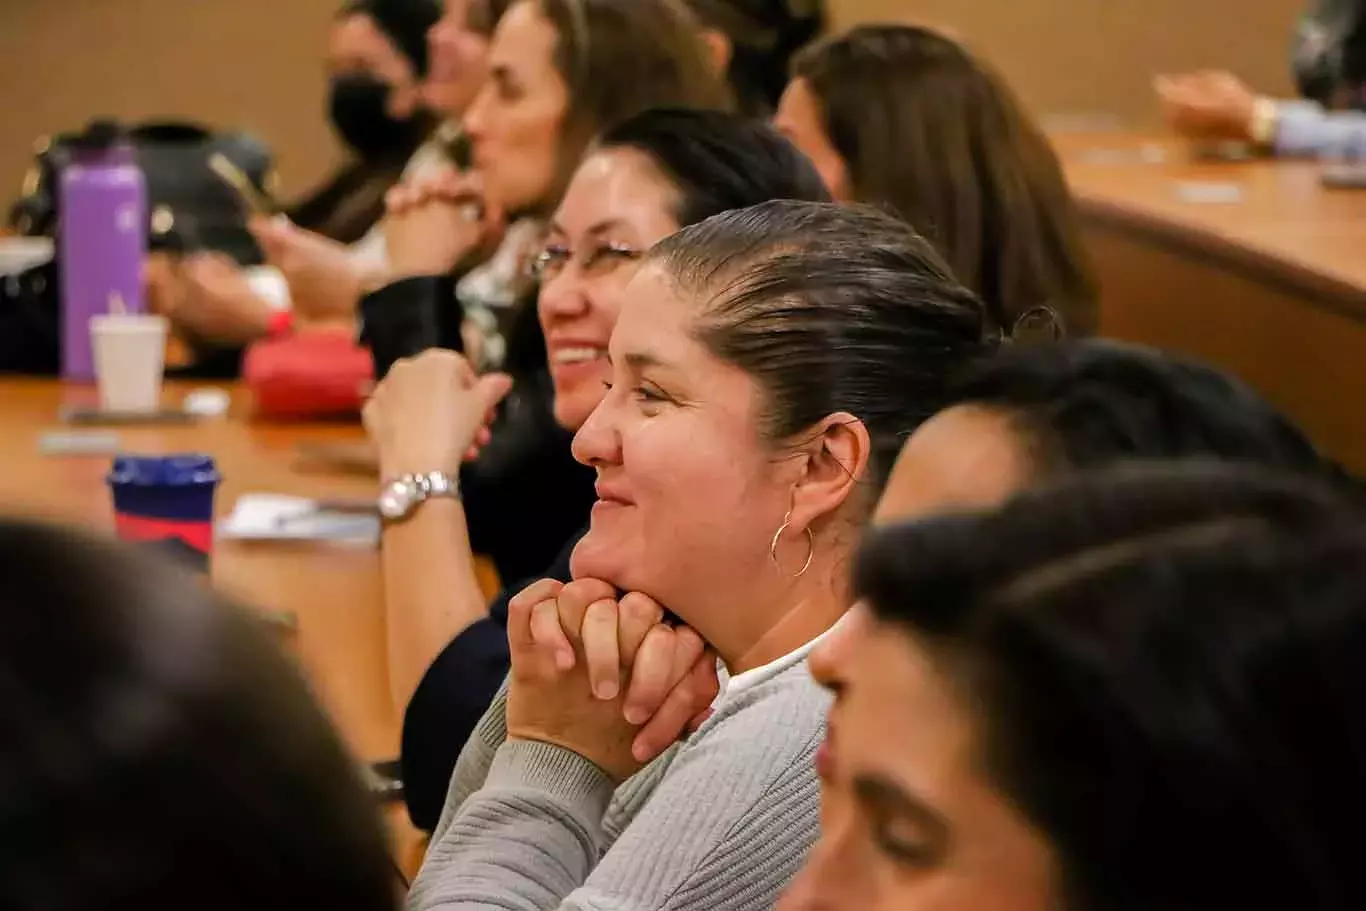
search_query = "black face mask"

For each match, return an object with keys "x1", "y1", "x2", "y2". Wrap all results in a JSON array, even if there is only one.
[{"x1": 328, "y1": 74, "x2": 423, "y2": 161}]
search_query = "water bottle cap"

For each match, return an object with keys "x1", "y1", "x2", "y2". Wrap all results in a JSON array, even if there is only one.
[{"x1": 68, "y1": 119, "x2": 129, "y2": 151}]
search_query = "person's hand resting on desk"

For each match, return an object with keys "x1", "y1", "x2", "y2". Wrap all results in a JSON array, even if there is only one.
[
  {"x1": 1155, "y1": 70, "x2": 1276, "y2": 145},
  {"x1": 383, "y1": 169, "x2": 507, "y2": 281},
  {"x1": 362, "y1": 349, "x2": 512, "y2": 473},
  {"x1": 509, "y1": 578, "x2": 720, "y2": 782}
]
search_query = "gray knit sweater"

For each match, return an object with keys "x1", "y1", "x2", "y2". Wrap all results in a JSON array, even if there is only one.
[{"x1": 408, "y1": 650, "x2": 830, "y2": 911}]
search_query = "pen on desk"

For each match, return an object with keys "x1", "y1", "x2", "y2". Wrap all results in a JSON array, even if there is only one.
[
  {"x1": 307, "y1": 499, "x2": 380, "y2": 515},
  {"x1": 272, "y1": 499, "x2": 380, "y2": 529}
]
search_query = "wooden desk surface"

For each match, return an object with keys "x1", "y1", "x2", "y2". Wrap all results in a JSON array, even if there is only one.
[
  {"x1": 0, "y1": 381, "x2": 425, "y2": 870},
  {"x1": 1056, "y1": 132, "x2": 1366, "y2": 318},
  {"x1": 1054, "y1": 132, "x2": 1366, "y2": 471}
]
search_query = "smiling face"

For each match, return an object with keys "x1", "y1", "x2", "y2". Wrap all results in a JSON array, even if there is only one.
[
  {"x1": 462, "y1": 0, "x2": 569, "y2": 212},
  {"x1": 568, "y1": 261, "x2": 796, "y2": 641},
  {"x1": 786, "y1": 615, "x2": 1058, "y2": 911},
  {"x1": 538, "y1": 146, "x2": 683, "y2": 430}
]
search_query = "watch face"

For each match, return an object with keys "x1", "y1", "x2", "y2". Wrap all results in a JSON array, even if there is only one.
[{"x1": 377, "y1": 479, "x2": 413, "y2": 520}]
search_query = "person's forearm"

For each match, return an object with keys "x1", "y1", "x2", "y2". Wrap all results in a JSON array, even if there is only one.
[
  {"x1": 382, "y1": 498, "x2": 491, "y2": 713},
  {"x1": 346, "y1": 232, "x2": 392, "y2": 293}
]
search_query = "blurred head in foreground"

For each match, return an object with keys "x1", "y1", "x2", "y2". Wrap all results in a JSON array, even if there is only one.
[
  {"x1": 0, "y1": 520, "x2": 395, "y2": 911},
  {"x1": 790, "y1": 463, "x2": 1366, "y2": 911}
]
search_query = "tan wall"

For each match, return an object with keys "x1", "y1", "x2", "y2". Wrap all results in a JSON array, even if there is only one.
[
  {"x1": 828, "y1": 0, "x2": 1305, "y2": 126},
  {"x1": 1, "y1": 0, "x2": 1308, "y2": 202},
  {"x1": 0, "y1": 0, "x2": 344, "y2": 201}
]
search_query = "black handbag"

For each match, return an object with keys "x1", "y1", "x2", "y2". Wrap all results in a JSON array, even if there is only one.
[
  {"x1": 8, "y1": 120, "x2": 276, "y2": 266},
  {"x1": 1, "y1": 120, "x2": 276, "y2": 376}
]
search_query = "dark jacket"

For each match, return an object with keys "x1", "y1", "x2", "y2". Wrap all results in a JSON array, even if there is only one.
[
  {"x1": 359, "y1": 272, "x2": 593, "y2": 583},
  {"x1": 399, "y1": 529, "x2": 582, "y2": 830},
  {"x1": 359, "y1": 271, "x2": 596, "y2": 830}
]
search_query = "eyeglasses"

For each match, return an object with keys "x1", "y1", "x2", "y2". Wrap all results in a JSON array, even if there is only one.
[{"x1": 529, "y1": 240, "x2": 643, "y2": 283}]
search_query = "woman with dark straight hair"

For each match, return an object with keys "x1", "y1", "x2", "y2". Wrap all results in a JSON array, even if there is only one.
[
  {"x1": 775, "y1": 24, "x2": 1098, "y2": 338},
  {"x1": 789, "y1": 463, "x2": 1366, "y2": 910}
]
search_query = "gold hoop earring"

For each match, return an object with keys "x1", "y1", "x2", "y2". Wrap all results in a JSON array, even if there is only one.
[{"x1": 770, "y1": 509, "x2": 814, "y2": 579}]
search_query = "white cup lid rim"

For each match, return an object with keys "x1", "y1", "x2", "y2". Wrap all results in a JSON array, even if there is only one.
[{"x1": 91, "y1": 313, "x2": 168, "y2": 327}]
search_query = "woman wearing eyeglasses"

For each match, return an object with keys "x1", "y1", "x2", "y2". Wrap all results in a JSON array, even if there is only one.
[
  {"x1": 358, "y1": 0, "x2": 727, "y2": 586},
  {"x1": 361, "y1": 107, "x2": 830, "y2": 832}
]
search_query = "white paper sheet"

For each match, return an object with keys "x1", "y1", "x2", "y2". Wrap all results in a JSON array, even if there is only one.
[{"x1": 217, "y1": 493, "x2": 379, "y2": 546}]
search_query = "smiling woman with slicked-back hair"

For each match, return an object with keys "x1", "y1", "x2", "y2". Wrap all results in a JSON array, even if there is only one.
[{"x1": 406, "y1": 199, "x2": 989, "y2": 911}]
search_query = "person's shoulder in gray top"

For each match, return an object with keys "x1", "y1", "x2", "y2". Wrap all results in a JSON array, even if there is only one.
[{"x1": 409, "y1": 652, "x2": 830, "y2": 911}]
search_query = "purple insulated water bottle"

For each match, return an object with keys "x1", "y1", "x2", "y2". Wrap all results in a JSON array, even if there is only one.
[{"x1": 59, "y1": 121, "x2": 147, "y2": 381}]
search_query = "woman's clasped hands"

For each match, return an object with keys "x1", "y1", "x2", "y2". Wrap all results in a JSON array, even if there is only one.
[
  {"x1": 384, "y1": 169, "x2": 507, "y2": 281},
  {"x1": 362, "y1": 350, "x2": 512, "y2": 477},
  {"x1": 506, "y1": 578, "x2": 720, "y2": 783}
]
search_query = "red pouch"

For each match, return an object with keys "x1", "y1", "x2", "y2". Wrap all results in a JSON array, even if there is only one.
[{"x1": 242, "y1": 331, "x2": 374, "y2": 419}]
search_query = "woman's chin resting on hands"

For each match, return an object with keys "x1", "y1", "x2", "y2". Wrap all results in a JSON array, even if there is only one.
[{"x1": 508, "y1": 577, "x2": 719, "y2": 783}]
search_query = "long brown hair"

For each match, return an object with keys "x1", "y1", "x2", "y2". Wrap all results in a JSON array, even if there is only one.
[
  {"x1": 532, "y1": 0, "x2": 733, "y2": 193},
  {"x1": 793, "y1": 25, "x2": 1098, "y2": 338}
]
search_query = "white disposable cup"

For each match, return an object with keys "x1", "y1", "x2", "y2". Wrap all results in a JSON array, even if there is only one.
[{"x1": 90, "y1": 314, "x2": 168, "y2": 413}]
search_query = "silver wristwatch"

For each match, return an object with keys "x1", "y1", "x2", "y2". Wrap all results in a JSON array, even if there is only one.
[{"x1": 377, "y1": 471, "x2": 461, "y2": 524}]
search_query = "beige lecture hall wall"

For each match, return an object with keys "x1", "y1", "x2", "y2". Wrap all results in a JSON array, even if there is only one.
[{"x1": 1, "y1": 0, "x2": 1306, "y2": 199}]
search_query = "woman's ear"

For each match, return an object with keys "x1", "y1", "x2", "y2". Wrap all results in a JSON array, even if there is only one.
[
  {"x1": 702, "y1": 28, "x2": 734, "y2": 75},
  {"x1": 789, "y1": 412, "x2": 871, "y2": 531}
]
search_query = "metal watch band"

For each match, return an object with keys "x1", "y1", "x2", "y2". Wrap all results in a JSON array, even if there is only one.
[
  {"x1": 378, "y1": 470, "x2": 461, "y2": 524},
  {"x1": 407, "y1": 470, "x2": 459, "y2": 501}
]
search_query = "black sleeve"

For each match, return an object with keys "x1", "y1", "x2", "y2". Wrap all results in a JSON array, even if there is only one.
[
  {"x1": 358, "y1": 273, "x2": 464, "y2": 379},
  {"x1": 166, "y1": 345, "x2": 244, "y2": 380},
  {"x1": 459, "y1": 370, "x2": 598, "y2": 582},
  {"x1": 398, "y1": 530, "x2": 583, "y2": 832},
  {"x1": 360, "y1": 273, "x2": 594, "y2": 581},
  {"x1": 0, "y1": 260, "x2": 59, "y2": 375}
]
